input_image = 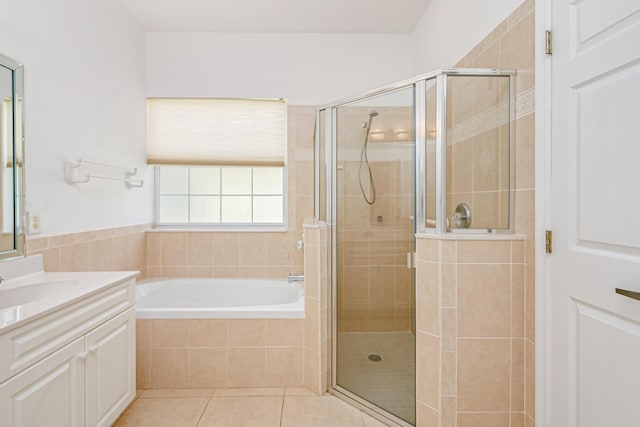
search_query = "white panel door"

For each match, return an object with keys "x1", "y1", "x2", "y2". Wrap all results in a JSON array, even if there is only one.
[
  {"x1": 85, "y1": 307, "x2": 136, "y2": 427},
  {"x1": 549, "y1": 0, "x2": 640, "y2": 426},
  {"x1": 0, "y1": 337, "x2": 85, "y2": 427}
]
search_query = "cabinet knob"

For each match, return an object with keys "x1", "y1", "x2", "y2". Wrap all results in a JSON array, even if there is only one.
[{"x1": 78, "y1": 351, "x2": 90, "y2": 361}]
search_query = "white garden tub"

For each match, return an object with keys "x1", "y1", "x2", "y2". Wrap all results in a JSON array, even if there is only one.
[{"x1": 135, "y1": 278, "x2": 304, "y2": 319}]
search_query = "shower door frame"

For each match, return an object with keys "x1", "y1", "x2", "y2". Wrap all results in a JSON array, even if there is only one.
[
  {"x1": 316, "y1": 68, "x2": 517, "y2": 427},
  {"x1": 321, "y1": 81, "x2": 421, "y2": 427}
]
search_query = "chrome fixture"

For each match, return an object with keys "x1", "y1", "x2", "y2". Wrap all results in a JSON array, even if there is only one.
[
  {"x1": 288, "y1": 274, "x2": 304, "y2": 283},
  {"x1": 452, "y1": 202, "x2": 472, "y2": 228},
  {"x1": 358, "y1": 110, "x2": 378, "y2": 205}
]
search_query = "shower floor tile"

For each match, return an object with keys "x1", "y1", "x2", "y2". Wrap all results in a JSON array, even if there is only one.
[{"x1": 337, "y1": 331, "x2": 416, "y2": 424}]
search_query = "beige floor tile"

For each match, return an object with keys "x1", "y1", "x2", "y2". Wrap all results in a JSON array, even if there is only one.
[
  {"x1": 213, "y1": 387, "x2": 284, "y2": 397},
  {"x1": 285, "y1": 387, "x2": 317, "y2": 396},
  {"x1": 362, "y1": 413, "x2": 390, "y2": 426},
  {"x1": 281, "y1": 396, "x2": 365, "y2": 427},
  {"x1": 197, "y1": 396, "x2": 283, "y2": 427},
  {"x1": 114, "y1": 397, "x2": 209, "y2": 427},
  {"x1": 141, "y1": 389, "x2": 214, "y2": 398}
]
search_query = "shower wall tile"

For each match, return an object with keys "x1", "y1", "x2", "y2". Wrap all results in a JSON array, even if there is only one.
[
  {"x1": 526, "y1": 339, "x2": 535, "y2": 419},
  {"x1": 457, "y1": 338, "x2": 511, "y2": 411},
  {"x1": 441, "y1": 397, "x2": 456, "y2": 427},
  {"x1": 512, "y1": 264, "x2": 526, "y2": 337},
  {"x1": 457, "y1": 264, "x2": 511, "y2": 337},
  {"x1": 416, "y1": 260, "x2": 440, "y2": 335},
  {"x1": 303, "y1": 223, "x2": 329, "y2": 395},
  {"x1": 417, "y1": 402, "x2": 439, "y2": 427},
  {"x1": 447, "y1": 0, "x2": 535, "y2": 423},
  {"x1": 417, "y1": 331, "x2": 440, "y2": 409},
  {"x1": 458, "y1": 412, "x2": 510, "y2": 427},
  {"x1": 416, "y1": 233, "x2": 527, "y2": 427},
  {"x1": 515, "y1": 114, "x2": 536, "y2": 190},
  {"x1": 512, "y1": 338, "x2": 526, "y2": 411},
  {"x1": 457, "y1": 240, "x2": 511, "y2": 263}
]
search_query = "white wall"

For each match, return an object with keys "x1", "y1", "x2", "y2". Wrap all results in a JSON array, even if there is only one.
[
  {"x1": 411, "y1": 0, "x2": 525, "y2": 73},
  {"x1": 146, "y1": 32, "x2": 413, "y2": 106},
  {"x1": 0, "y1": 0, "x2": 151, "y2": 236}
]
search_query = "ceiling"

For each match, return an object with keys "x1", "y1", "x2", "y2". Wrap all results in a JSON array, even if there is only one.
[{"x1": 117, "y1": 0, "x2": 431, "y2": 33}]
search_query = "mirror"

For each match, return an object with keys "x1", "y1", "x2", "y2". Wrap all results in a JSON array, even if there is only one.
[{"x1": 0, "y1": 53, "x2": 24, "y2": 260}]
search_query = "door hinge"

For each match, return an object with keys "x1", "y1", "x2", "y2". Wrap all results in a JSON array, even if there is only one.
[
  {"x1": 545, "y1": 30, "x2": 553, "y2": 54},
  {"x1": 545, "y1": 230, "x2": 553, "y2": 253}
]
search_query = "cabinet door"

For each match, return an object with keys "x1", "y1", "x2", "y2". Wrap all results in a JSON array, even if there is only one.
[
  {"x1": 85, "y1": 307, "x2": 135, "y2": 427},
  {"x1": 0, "y1": 337, "x2": 85, "y2": 427}
]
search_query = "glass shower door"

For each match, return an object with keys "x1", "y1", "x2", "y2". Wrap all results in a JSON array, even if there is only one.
[{"x1": 334, "y1": 86, "x2": 416, "y2": 425}]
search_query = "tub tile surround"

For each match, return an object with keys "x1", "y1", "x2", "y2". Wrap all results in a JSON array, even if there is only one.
[
  {"x1": 136, "y1": 318, "x2": 305, "y2": 389},
  {"x1": 145, "y1": 105, "x2": 316, "y2": 281},
  {"x1": 23, "y1": 106, "x2": 320, "y2": 394},
  {"x1": 26, "y1": 223, "x2": 150, "y2": 277}
]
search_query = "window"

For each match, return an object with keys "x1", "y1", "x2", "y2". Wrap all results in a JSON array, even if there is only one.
[
  {"x1": 156, "y1": 165, "x2": 285, "y2": 226},
  {"x1": 147, "y1": 98, "x2": 287, "y2": 229}
]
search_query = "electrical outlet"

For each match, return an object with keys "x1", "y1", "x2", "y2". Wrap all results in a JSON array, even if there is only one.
[{"x1": 28, "y1": 211, "x2": 42, "y2": 235}]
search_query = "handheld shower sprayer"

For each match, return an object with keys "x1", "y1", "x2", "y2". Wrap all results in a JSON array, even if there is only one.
[{"x1": 358, "y1": 110, "x2": 378, "y2": 205}]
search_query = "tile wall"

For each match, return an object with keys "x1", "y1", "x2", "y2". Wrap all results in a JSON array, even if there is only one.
[
  {"x1": 26, "y1": 223, "x2": 149, "y2": 276},
  {"x1": 24, "y1": 105, "x2": 318, "y2": 392},
  {"x1": 336, "y1": 106, "x2": 415, "y2": 334},
  {"x1": 136, "y1": 318, "x2": 305, "y2": 389},
  {"x1": 416, "y1": 237, "x2": 526, "y2": 427},
  {"x1": 415, "y1": 0, "x2": 536, "y2": 425},
  {"x1": 145, "y1": 105, "x2": 316, "y2": 280},
  {"x1": 303, "y1": 221, "x2": 329, "y2": 394}
]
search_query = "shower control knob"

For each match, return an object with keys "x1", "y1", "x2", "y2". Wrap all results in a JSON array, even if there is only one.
[{"x1": 452, "y1": 202, "x2": 472, "y2": 228}]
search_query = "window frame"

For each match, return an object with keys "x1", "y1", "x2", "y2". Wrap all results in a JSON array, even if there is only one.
[{"x1": 153, "y1": 165, "x2": 288, "y2": 232}]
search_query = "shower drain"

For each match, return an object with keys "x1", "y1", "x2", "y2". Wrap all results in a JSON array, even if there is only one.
[{"x1": 368, "y1": 354, "x2": 383, "y2": 362}]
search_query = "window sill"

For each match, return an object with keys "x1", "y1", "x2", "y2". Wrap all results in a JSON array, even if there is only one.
[{"x1": 150, "y1": 225, "x2": 289, "y2": 233}]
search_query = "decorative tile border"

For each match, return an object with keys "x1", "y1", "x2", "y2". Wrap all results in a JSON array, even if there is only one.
[{"x1": 449, "y1": 87, "x2": 535, "y2": 145}]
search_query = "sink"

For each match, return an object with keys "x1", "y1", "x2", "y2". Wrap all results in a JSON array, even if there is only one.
[{"x1": 0, "y1": 280, "x2": 80, "y2": 309}]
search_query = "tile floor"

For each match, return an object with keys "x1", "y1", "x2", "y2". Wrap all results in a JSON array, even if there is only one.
[
  {"x1": 115, "y1": 387, "x2": 390, "y2": 427},
  {"x1": 337, "y1": 332, "x2": 415, "y2": 424}
]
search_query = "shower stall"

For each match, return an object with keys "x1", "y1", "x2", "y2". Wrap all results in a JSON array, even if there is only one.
[{"x1": 316, "y1": 69, "x2": 514, "y2": 426}]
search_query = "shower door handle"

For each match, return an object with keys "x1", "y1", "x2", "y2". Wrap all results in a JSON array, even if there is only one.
[{"x1": 407, "y1": 252, "x2": 416, "y2": 269}]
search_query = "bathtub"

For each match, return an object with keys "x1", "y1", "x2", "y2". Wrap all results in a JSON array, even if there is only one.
[{"x1": 135, "y1": 278, "x2": 304, "y2": 319}]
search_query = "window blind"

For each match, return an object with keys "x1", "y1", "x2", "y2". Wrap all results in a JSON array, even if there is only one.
[{"x1": 147, "y1": 98, "x2": 287, "y2": 166}]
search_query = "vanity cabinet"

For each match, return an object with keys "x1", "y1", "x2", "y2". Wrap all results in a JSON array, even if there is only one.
[
  {"x1": 0, "y1": 277, "x2": 136, "y2": 427},
  {"x1": 85, "y1": 308, "x2": 135, "y2": 427},
  {"x1": 0, "y1": 337, "x2": 85, "y2": 426}
]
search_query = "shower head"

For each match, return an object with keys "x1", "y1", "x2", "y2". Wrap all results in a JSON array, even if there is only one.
[{"x1": 369, "y1": 110, "x2": 379, "y2": 118}]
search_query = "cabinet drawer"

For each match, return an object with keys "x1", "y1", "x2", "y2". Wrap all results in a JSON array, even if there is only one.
[{"x1": 0, "y1": 279, "x2": 134, "y2": 383}]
